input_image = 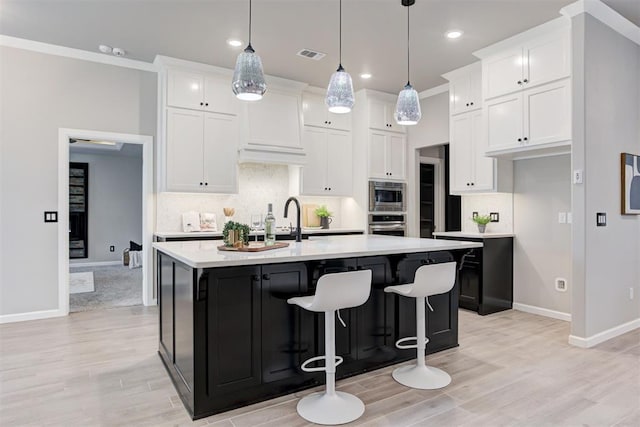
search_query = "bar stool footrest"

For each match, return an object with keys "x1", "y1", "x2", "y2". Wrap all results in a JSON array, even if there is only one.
[
  {"x1": 301, "y1": 355, "x2": 344, "y2": 373},
  {"x1": 395, "y1": 336, "x2": 429, "y2": 350}
]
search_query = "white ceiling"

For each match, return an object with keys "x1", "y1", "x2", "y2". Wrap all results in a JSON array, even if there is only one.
[{"x1": 1, "y1": 0, "x2": 638, "y2": 94}]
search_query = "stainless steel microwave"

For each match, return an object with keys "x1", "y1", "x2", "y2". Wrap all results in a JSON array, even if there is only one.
[{"x1": 369, "y1": 181, "x2": 406, "y2": 212}]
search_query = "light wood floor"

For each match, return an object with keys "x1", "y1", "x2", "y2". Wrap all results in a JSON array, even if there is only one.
[{"x1": 1, "y1": 306, "x2": 638, "y2": 426}]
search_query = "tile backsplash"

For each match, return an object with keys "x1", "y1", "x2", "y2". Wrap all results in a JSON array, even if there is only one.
[
  {"x1": 461, "y1": 193, "x2": 514, "y2": 233},
  {"x1": 156, "y1": 163, "x2": 348, "y2": 231}
]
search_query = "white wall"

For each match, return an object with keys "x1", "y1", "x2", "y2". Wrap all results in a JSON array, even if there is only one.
[
  {"x1": 513, "y1": 155, "x2": 572, "y2": 315},
  {"x1": 157, "y1": 163, "x2": 350, "y2": 232},
  {"x1": 0, "y1": 46, "x2": 156, "y2": 317},
  {"x1": 571, "y1": 14, "x2": 640, "y2": 341},
  {"x1": 70, "y1": 148, "x2": 142, "y2": 263}
]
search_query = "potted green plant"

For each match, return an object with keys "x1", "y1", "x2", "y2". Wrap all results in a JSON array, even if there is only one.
[
  {"x1": 472, "y1": 214, "x2": 491, "y2": 233},
  {"x1": 315, "y1": 205, "x2": 333, "y2": 229},
  {"x1": 222, "y1": 221, "x2": 251, "y2": 247}
]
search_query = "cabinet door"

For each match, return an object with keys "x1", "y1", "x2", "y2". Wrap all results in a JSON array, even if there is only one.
[
  {"x1": 207, "y1": 266, "x2": 261, "y2": 395},
  {"x1": 204, "y1": 76, "x2": 239, "y2": 115},
  {"x1": 449, "y1": 75, "x2": 471, "y2": 115},
  {"x1": 202, "y1": 113, "x2": 238, "y2": 193},
  {"x1": 450, "y1": 114, "x2": 474, "y2": 193},
  {"x1": 167, "y1": 70, "x2": 204, "y2": 110},
  {"x1": 261, "y1": 263, "x2": 313, "y2": 384},
  {"x1": 327, "y1": 110, "x2": 351, "y2": 131},
  {"x1": 302, "y1": 93, "x2": 328, "y2": 128},
  {"x1": 524, "y1": 31, "x2": 570, "y2": 89},
  {"x1": 523, "y1": 79, "x2": 571, "y2": 147},
  {"x1": 384, "y1": 102, "x2": 406, "y2": 134},
  {"x1": 166, "y1": 108, "x2": 205, "y2": 192},
  {"x1": 469, "y1": 65, "x2": 482, "y2": 110},
  {"x1": 301, "y1": 127, "x2": 328, "y2": 195},
  {"x1": 174, "y1": 263, "x2": 194, "y2": 393},
  {"x1": 368, "y1": 99, "x2": 388, "y2": 131},
  {"x1": 368, "y1": 131, "x2": 388, "y2": 179},
  {"x1": 485, "y1": 93, "x2": 523, "y2": 150},
  {"x1": 325, "y1": 130, "x2": 352, "y2": 196},
  {"x1": 471, "y1": 111, "x2": 495, "y2": 191},
  {"x1": 387, "y1": 134, "x2": 406, "y2": 180},
  {"x1": 483, "y1": 47, "x2": 524, "y2": 100},
  {"x1": 246, "y1": 90, "x2": 302, "y2": 150}
]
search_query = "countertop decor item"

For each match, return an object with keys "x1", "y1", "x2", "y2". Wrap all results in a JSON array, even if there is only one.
[
  {"x1": 217, "y1": 242, "x2": 289, "y2": 252},
  {"x1": 315, "y1": 205, "x2": 333, "y2": 229},
  {"x1": 222, "y1": 221, "x2": 251, "y2": 248},
  {"x1": 182, "y1": 211, "x2": 201, "y2": 232},
  {"x1": 223, "y1": 207, "x2": 235, "y2": 225},
  {"x1": 472, "y1": 214, "x2": 492, "y2": 233}
]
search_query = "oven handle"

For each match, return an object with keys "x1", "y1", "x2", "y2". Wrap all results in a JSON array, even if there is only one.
[{"x1": 369, "y1": 224, "x2": 406, "y2": 230}]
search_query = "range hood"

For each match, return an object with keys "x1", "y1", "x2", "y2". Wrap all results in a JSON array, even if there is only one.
[{"x1": 237, "y1": 146, "x2": 307, "y2": 166}]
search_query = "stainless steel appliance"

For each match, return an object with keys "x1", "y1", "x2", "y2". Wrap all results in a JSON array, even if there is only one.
[
  {"x1": 368, "y1": 214, "x2": 406, "y2": 236},
  {"x1": 369, "y1": 181, "x2": 406, "y2": 212}
]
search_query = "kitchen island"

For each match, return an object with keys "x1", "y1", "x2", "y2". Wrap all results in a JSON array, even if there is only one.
[{"x1": 153, "y1": 235, "x2": 482, "y2": 419}]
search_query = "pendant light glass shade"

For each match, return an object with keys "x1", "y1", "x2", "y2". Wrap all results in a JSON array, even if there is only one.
[
  {"x1": 325, "y1": 0, "x2": 354, "y2": 114},
  {"x1": 395, "y1": 83, "x2": 421, "y2": 125},
  {"x1": 232, "y1": 0, "x2": 266, "y2": 101},
  {"x1": 326, "y1": 65, "x2": 354, "y2": 114},
  {"x1": 232, "y1": 45, "x2": 267, "y2": 101}
]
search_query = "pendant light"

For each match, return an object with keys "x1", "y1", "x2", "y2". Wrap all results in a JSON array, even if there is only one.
[
  {"x1": 232, "y1": 0, "x2": 267, "y2": 101},
  {"x1": 395, "y1": 0, "x2": 421, "y2": 125},
  {"x1": 325, "y1": 0, "x2": 354, "y2": 114}
]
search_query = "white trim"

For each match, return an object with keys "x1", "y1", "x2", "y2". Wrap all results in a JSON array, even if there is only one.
[
  {"x1": 69, "y1": 261, "x2": 122, "y2": 268},
  {"x1": 0, "y1": 35, "x2": 157, "y2": 72},
  {"x1": 560, "y1": 0, "x2": 640, "y2": 46},
  {"x1": 513, "y1": 302, "x2": 572, "y2": 322},
  {"x1": 0, "y1": 309, "x2": 66, "y2": 325},
  {"x1": 568, "y1": 318, "x2": 640, "y2": 348},
  {"x1": 59, "y1": 128, "x2": 155, "y2": 318},
  {"x1": 419, "y1": 83, "x2": 449, "y2": 99}
]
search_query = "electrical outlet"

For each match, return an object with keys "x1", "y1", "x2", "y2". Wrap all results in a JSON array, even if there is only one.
[
  {"x1": 558, "y1": 212, "x2": 567, "y2": 224},
  {"x1": 555, "y1": 278, "x2": 567, "y2": 292},
  {"x1": 490, "y1": 212, "x2": 500, "y2": 222},
  {"x1": 573, "y1": 169, "x2": 583, "y2": 184},
  {"x1": 631, "y1": 288, "x2": 634, "y2": 300},
  {"x1": 109, "y1": 246, "x2": 115, "y2": 252},
  {"x1": 472, "y1": 212, "x2": 478, "y2": 219},
  {"x1": 567, "y1": 212, "x2": 573, "y2": 224}
]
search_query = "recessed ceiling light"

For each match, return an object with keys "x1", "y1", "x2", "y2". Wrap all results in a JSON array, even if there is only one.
[
  {"x1": 98, "y1": 44, "x2": 112, "y2": 54},
  {"x1": 360, "y1": 73, "x2": 372, "y2": 79},
  {"x1": 227, "y1": 39, "x2": 243, "y2": 47},
  {"x1": 446, "y1": 30, "x2": 463, "y2": 39}
]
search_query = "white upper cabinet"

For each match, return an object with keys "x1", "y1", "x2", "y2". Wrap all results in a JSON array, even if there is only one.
[
  {"x1": 300, "y1": 127, "x2": 352, "y2": 196},
  {"x1": 368, "y1": 99, "x2": 406, "y2": 134},
  {"x1": 482, "y1": 29, "x2": 570, "y2": 100},
  {"x1": 368, "y1": 131, "x2": 406, "y2": 180},
  {"x1": 443, "y1": 62, "x2": 482, "y2": 115},
  {"x1": 243, "y1": 89, "x2": 303, "y2": 151},
  {"x1": 485, "y1": 92, "x2": 523, "y2": 151},
  {"x1": 167, "y1": 69, "x2": 239, "y2": 115},
  {"x1": 302, "y1": 92, "x2": 351, "y2": 131}
]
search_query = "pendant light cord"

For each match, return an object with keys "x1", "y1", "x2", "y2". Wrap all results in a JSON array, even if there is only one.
[
  {"x1": 249, "y1": 0, "x2": 252, "y2": 45},
  {"x1": 406, "y1": 2, "x2": 410, "y2": 85},
  {"x1": 339, "y1": 0, "x2": 343, "y2": 68}
]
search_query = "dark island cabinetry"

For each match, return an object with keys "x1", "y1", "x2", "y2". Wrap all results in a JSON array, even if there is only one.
[{"x1": 157, "y1": 250, "x2": 464, "y2": 420}]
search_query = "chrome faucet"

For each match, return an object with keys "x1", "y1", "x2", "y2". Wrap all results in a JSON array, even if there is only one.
[{"x1": 284, "y1": 197, "x2": 302, "y2": 242}]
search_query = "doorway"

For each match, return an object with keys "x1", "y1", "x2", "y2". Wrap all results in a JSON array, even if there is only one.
[{"x1": 58, "y1": 129, "x2": 154, "y2": 316}]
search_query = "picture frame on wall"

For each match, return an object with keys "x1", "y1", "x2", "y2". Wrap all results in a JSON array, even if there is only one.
[{"x1": 621, "y1": 153, "x2": 640, "y2": 215}]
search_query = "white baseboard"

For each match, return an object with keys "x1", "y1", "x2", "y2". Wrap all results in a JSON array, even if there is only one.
[
  {"x1": 70, "y1": 261, "x2": 122, "y2": 268},
  {"x1": 0, "y1": 308, "x2": 66, "y2": 324},
  {"x1": 513, "y1": 302, "x2": 572, "y2": 322},
  {"x1": 568, "y1": 318, "x2": 640, "y2": 348}
]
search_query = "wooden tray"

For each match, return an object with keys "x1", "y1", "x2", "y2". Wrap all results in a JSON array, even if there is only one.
[{"x1": 217, "y1": 242, "x2": 290, "y2": 252}]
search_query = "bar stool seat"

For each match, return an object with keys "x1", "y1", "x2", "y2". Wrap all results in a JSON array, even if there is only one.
[
  {"x1": 288, "y1": 269, "x2": 372, "y2": 425},
  {"x1": 384, "y1": 262, "x2": 456, "y2": 390}
]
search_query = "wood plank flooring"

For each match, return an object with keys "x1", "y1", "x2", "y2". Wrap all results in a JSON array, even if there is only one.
[{"x1": 1, "y1": 306, "x2": 638, "y2": 426}]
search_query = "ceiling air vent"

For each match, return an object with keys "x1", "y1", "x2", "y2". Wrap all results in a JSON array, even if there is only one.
[{"x1": 297, "y1": 49, "x2": 326, "y2": 61}]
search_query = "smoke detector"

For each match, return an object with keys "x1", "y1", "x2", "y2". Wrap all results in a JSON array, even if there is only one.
[
  {"x1": 296, "y1": 49, "x2": 326, "y2": 61},
  {"x1": 98, "y1": 45, "x2": 126, "y2": 57},
  {"x1": 112, "y1": 48, "x2": 126, "y2": 57}
]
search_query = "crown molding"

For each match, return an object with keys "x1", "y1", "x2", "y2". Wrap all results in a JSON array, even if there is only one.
[
  {"x1": 0, "y1": 35, "x2": 157, "y2": 72},
  {"x1": 560, "y1": 0, "x2": 640, "y2": 45}
]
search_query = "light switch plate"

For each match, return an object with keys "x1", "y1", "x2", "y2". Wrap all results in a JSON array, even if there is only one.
[
  {"x1": 490, "y1": 212, "x2": 500, "y2": 222},
  {"x1": 472, "y1": 212, "x2": 478, "y2": 219},
  {"x1": 558, "y1": 212, "x2": 567, "y2": 224},
  {"x1": 573, "y1": 169, "x2": 583, "y2": 184},
  {"x1": 44, "y1": 211, "x2": 58, "y2": 223},
  {"x1": 596, "y1": 212, "x2": 606, "y2": 227},
  {"x1": 567, "y1": 212, "x2": 573, "y2": 224}
]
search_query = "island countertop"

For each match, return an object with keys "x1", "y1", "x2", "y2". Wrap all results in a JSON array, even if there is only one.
[{"x1": 153, "y1": 235, "x2": 482, "y2": 268}]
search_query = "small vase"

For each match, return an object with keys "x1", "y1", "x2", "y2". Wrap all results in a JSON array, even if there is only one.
[
  {"x1": 477, "y1": 224, "x2": 486, "y2": 233},
  {"x1": 320, "y1": 217, "x2": 332, "y2": 229}
]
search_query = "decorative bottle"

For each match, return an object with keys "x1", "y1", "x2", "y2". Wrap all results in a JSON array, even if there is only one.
[{"x1": 264, "y1": 204, "x2": 276, "y2": 246}]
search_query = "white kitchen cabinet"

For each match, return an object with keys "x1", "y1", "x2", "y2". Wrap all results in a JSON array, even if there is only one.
[
  {"x1": 368, "y1": 131, "x2": 406, "y2": 180},
  {"x1": 300, "y1": 127, "x2": 352, "y2": 196},
  {"x1": 167, "y1": 69, "x2": 238, "y2": 115},
  {"x1": 482, "y1": 30, "x2": 570, "y2": 100},
  {"x1": 302, "y1": 92, "x2": 351, "y2": 131},
  {"x1": 486, "y1": 79, "x2": 571, "y2": 153},
  {"x1": 443, "y1": 62, "x2": 482, "y2": 115},
  {"x1": 243, "y1": 89, "x2": 303, "y2": 151},
  {"x1": 450, "y1": 111, "x2": 495, "y2": 193},
  {"x1": 166, "y1": 107, "x2": 238, "y2": 193},
  {"x1": 368, "y1": 99, "x2": 406, "y2": 134}
]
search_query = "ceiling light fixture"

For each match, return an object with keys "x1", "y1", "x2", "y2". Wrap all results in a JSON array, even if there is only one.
[
  {"x1": 325, "y1": 0, "x2": 354, "y2": 114},
  {"x1": 98, "y1": 44, "x2": 112, "y2": 54},
  {"x1": 360, "y1": 73, "x2": 372, "y2": 79},
  {"x1": 227, "y1": 39, "x2": 243, "y2": 47},
  {"x1": 446, "y1": 30, "x2": 463, "y2": 39},
  {"x1": 232, "y1": 0, "x2": 267, "y2": 101},
  {"x1": 395, "y1": 0, "x2": 421, "y2": 126}
]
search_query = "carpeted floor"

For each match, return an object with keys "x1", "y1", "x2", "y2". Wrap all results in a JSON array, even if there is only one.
[{"x1": 69, "y1": 265, "x2": 142, "y2": 312}]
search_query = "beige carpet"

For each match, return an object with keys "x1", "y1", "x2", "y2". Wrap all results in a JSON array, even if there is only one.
[
  {"x1": 69, "y1": 271, "x2": 95, "y2": 294},
  {"x1": 69, "y1": 265, "x2": 142, "y2": 312}
]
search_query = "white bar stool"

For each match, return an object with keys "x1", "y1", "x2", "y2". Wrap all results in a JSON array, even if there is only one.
[
  {"x1": 287, "y1": 269, "x2": 372, "y2": 425},
  {"x1": 384, "y1": 262, "x2": 456, "y2": 390}
]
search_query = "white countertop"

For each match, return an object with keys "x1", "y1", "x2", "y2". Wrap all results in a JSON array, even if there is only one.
[
  {"x1": 153, "y1": 235, "x2": 483, "y2": 268},
  {"x1": 154, "y1": 228, "x2": 364, "y2": 239},
  {"x1": 433, "y1": 231, "x2": 515, "y2": 239}
]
